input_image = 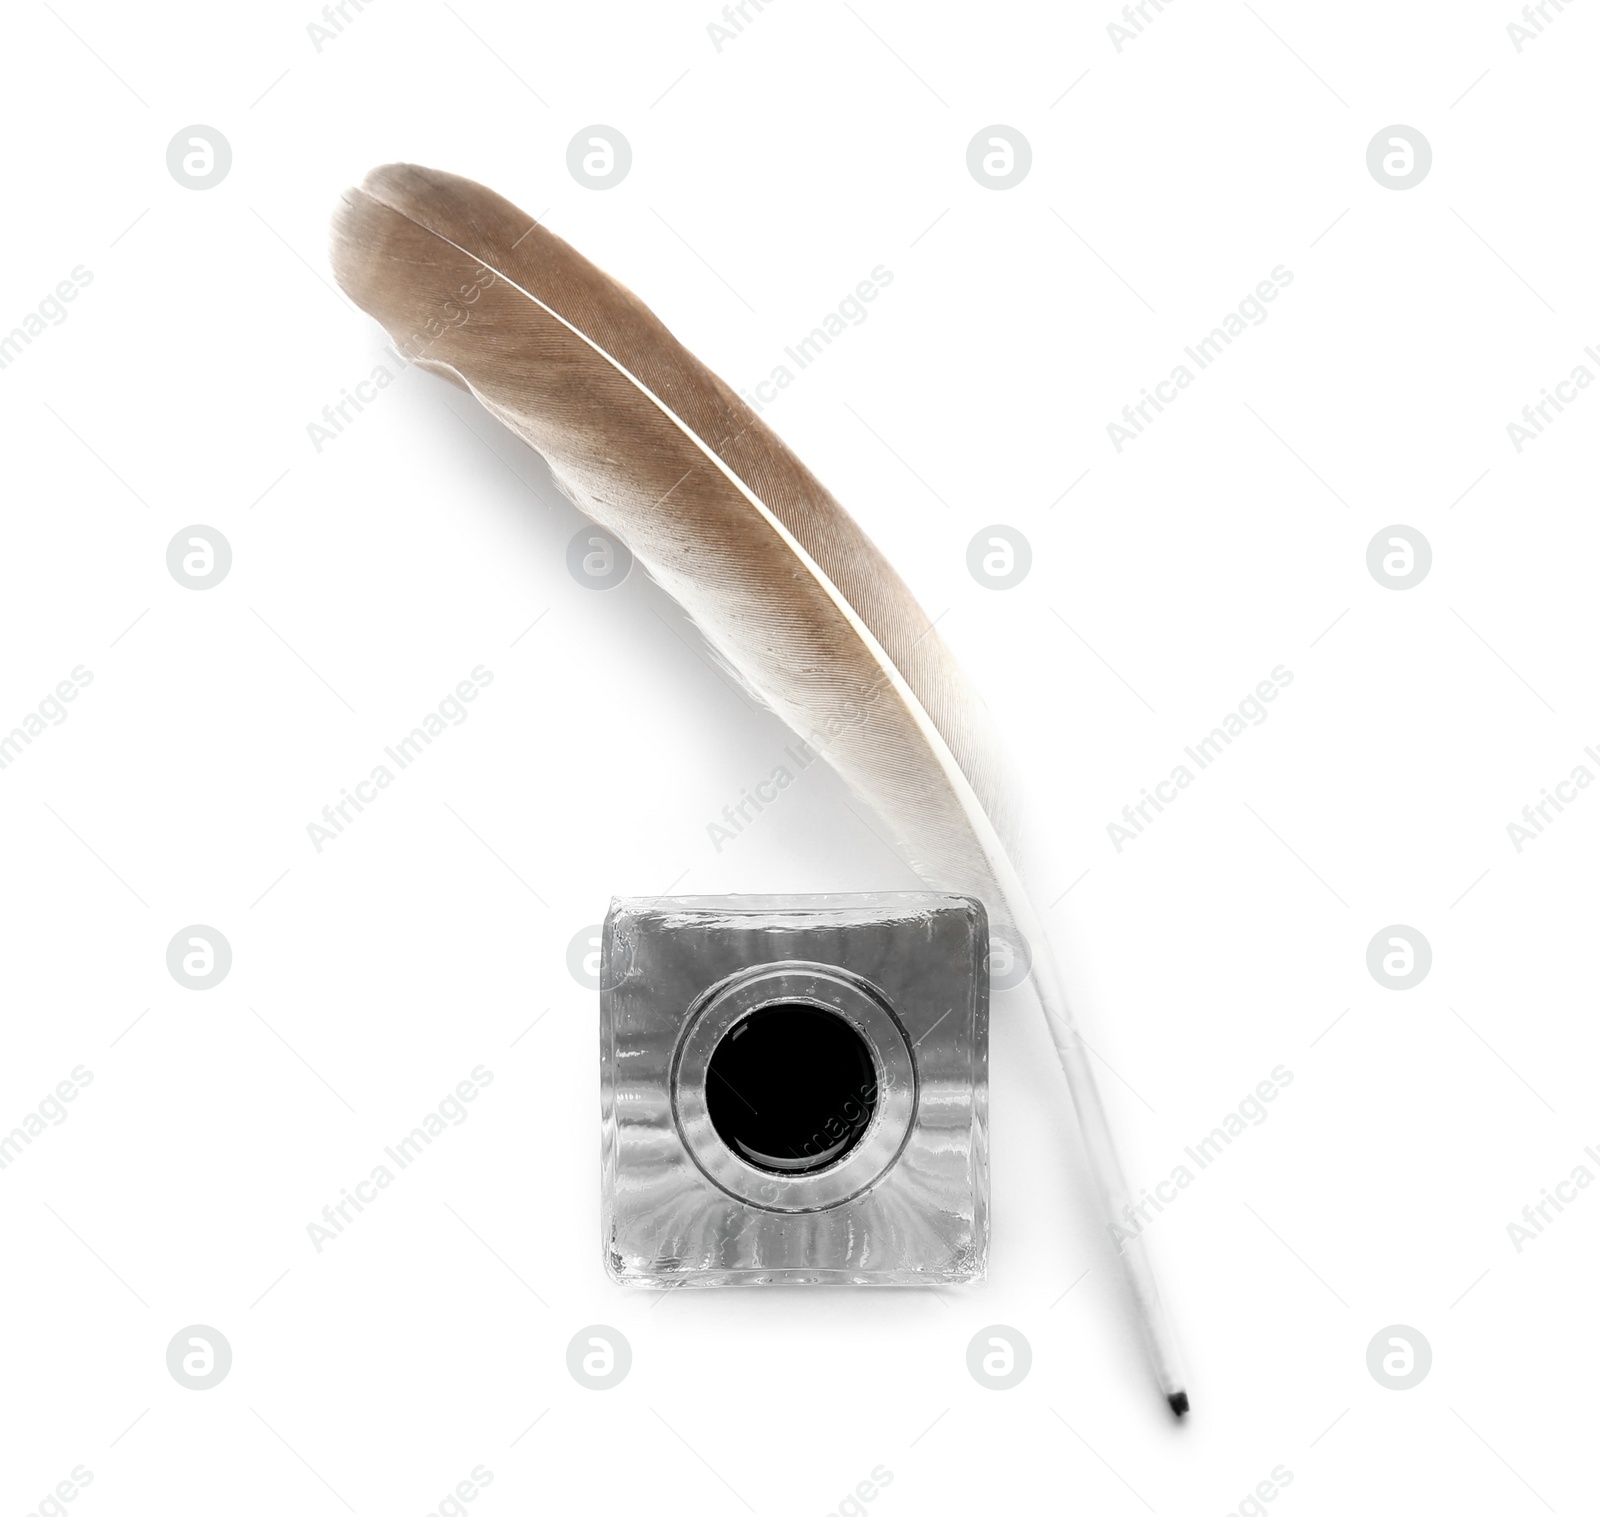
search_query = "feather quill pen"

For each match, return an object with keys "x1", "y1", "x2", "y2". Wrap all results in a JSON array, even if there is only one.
[{"x1": 330, "y1": 164, "x2": 1187, "y2": 1414}]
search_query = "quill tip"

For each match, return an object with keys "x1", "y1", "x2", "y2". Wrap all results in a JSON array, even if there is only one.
[{"x1": 1167, "y1": 1390, "x2": 1190, "y2": 1418}]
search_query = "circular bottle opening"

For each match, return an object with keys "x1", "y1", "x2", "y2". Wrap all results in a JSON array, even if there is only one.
[{"x1": 705, "y1": 1002, "x2": 879, "y2": 1173}]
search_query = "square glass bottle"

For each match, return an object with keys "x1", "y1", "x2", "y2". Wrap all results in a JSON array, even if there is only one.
[{"x1": 600, "y1": 892, "x2": 989, "y2": 1287}]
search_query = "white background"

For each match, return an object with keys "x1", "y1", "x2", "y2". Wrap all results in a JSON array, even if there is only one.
[{"x1": 2, "y1": 1, "x2": 1596, "y2": 1513}]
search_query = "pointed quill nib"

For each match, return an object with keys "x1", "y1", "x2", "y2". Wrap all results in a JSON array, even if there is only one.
[{"x1": 1168, "y1": 1391, "x2": 1190, "y2": 1418}]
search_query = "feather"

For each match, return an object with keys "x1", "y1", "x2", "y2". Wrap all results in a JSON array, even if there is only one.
[{"x1": 330, "y1": 164, "x2": 1185, "y2": 1409}]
